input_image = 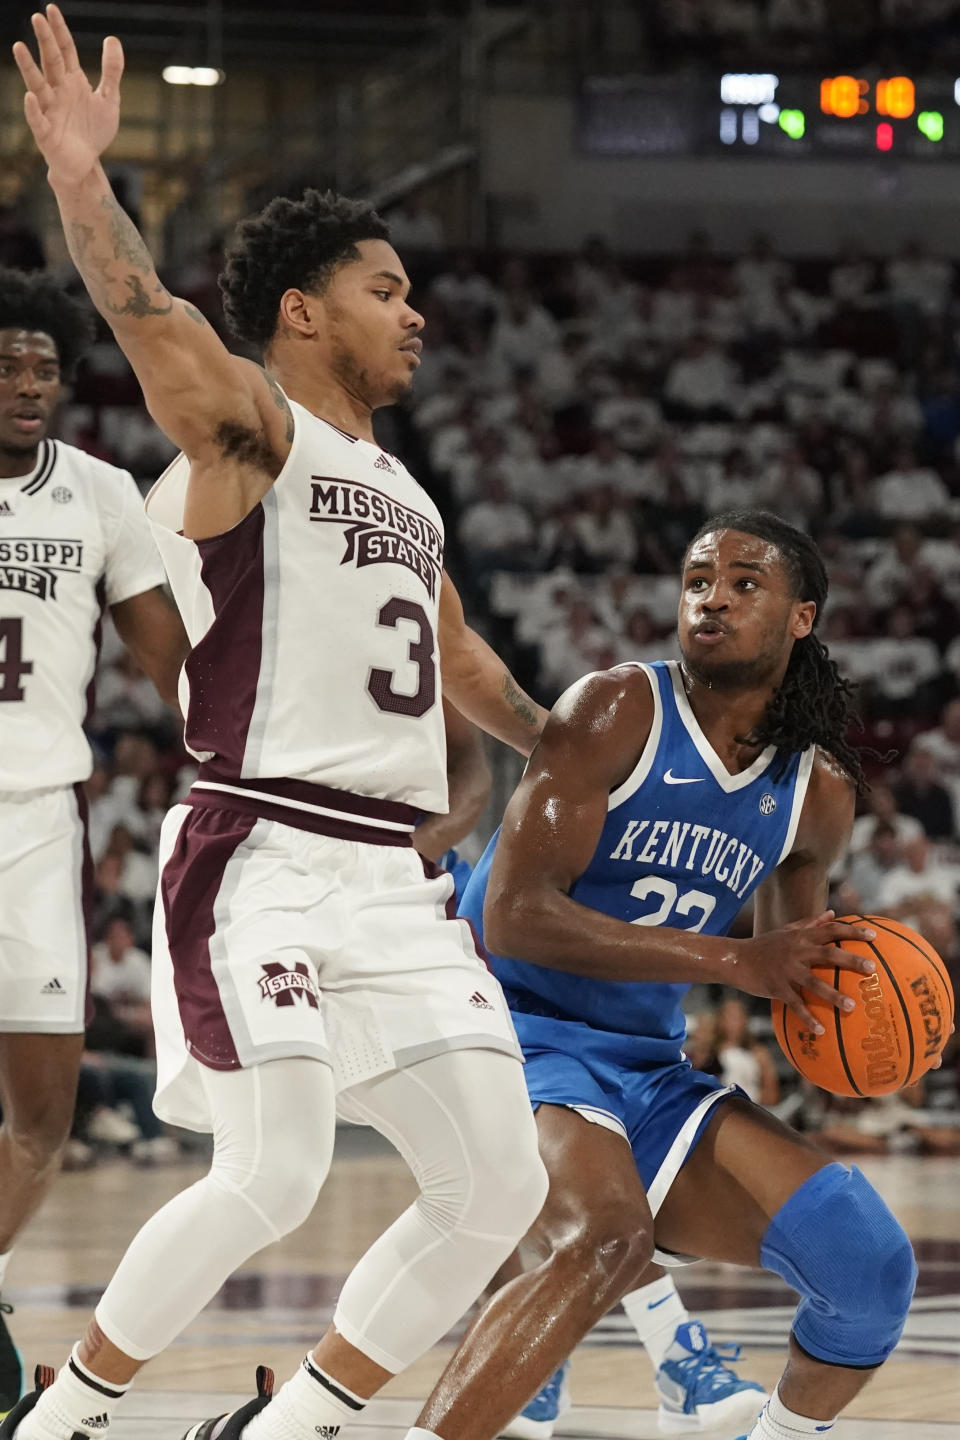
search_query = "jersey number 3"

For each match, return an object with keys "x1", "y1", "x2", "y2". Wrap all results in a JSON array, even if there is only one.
[
  {"x1": 0, "y1": 618, "x2": 32, "y2": 702},
  {"x1": 629, "y1": 876, "x2": 717, "y2": 933},
  {"x1": 367, "y1": 598, "x2": 437, "y2": 718}
]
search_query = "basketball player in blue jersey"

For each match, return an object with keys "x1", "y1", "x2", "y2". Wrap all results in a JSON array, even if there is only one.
[
  {"x1": 8, "y1": 13, "x2": 551, "y2": 1440},
  {"x1": 406, "y1": 512, "x2": 919, "y2": 1440}
]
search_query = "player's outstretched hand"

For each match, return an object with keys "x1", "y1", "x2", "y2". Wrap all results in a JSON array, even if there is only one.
[
  {"x1": 12, "y1": 4, "x2": 122, "y2": 188},
  {"x1": 735, "y1": 911, "x2": 877, "y2": 1035}
]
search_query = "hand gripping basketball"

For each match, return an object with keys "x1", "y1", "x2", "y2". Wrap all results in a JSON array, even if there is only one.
[
  {"x1": 772, "y1": 913, "x2": 956, "y2": 1096},
  {"x1": 734, "y1": 911, "x2": 878, "y2": 1035}
]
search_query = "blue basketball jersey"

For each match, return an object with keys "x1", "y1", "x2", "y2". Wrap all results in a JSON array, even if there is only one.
[{"x1": 460, "y1": 661, "x2": 815, "y2": 1063}]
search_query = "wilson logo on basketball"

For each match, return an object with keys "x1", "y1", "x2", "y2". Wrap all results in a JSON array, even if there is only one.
[
  {"x1": 858, "y1": 973, "x2": 900, "y2": 1091},
  {"x1": 258, "y1": 961, "x2": 320, "y2": 1009},
  {"x1": 910, "y1": 973, "x2": 944, "y2": 1058}
]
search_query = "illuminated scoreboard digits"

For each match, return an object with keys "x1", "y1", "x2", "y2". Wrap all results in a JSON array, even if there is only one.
[
  {"x1": 718, "y1": 71, "x2": 953, "y2": 154},
  {"x1": 578, "y1": 72, "x2": 960, "y2": 157}
]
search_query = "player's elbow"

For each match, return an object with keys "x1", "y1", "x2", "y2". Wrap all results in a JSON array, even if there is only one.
[{"x1": 484, "y1": 883, "x2": 551, "y2": 958}]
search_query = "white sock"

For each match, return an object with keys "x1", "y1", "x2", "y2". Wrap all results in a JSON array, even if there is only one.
[
  {"x1": 748, "y1": 1387, "x2": 836, "y2": 1438},
  {"x1": 621, "y1": 1274, "x2": 688, "y2": 1372},
  {"x1": 18, "y1": 1346, "x2": 131, "y2": 1440},
  {"x1": 0, "y1": 1251, "x2": 11, "y2": 1292},
  {"x1": 244, "y1": 1356, "x2": 366, "y2": 1440}
]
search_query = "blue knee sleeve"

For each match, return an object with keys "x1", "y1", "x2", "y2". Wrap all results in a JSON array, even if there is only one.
[{"x1": 760, "y1": 1162, "x2": 917, "y2": 1368}]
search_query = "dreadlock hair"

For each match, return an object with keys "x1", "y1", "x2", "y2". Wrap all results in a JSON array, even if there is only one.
[
  {"x1": 0, "y1": 266, "x2": 94, "y2": 374},
  {"x1": 218, "y1": 188, "x2": 391, "y2": 352},
  {"x1": 686, "y1": 508, "x2": 868, "y2": 792}
]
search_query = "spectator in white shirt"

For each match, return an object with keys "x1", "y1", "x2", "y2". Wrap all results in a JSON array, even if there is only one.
[
  {"x1": 593, "y1": 374, "x2": 663, "y2": 455},
  {"x1": 865, "y1": 524, "x2": 926, "y2": 610},
  {"x1": 663, "y1": 334, "x2": 740, "y2": 421},
  {"x1": 733, "y1": 233, "x2": 794, "y2": 304},
  {"x1": 849, "y1": 785, "x2": 925, "y2": 854},
  {"x1": 885, "y1": 239, "x2": 953, "y2": 318},
  {"x1": 491, "y1": 292, "x2": 560, "y2": 372},
  {"x1": 430, "y1": 250, "x2": 498, "y2": 316},
  {"x1": 91, "y1": 916, "x2": 152, "y2": 1007},
  {"x1": 874, "y1": 445, "x2": 951, "y2": 525},
  {"x1": 457, "y1": 475, "x2": 538, "y2": 578},
  {"x1": 570, "y1": 485, "x2": 638, "y2": 572},
  {"x1": 830, "y1": 242, "x2": 878, "y2": 308},
  {"x1": 883, "y1": 834, "x2": 960, "y2": 911},
  {"x1": 861, "y1": 607, "x2": 943, "y2": 718},
  {"x1": 847, "y1": 822, "x2": 906, "y2": 913}
]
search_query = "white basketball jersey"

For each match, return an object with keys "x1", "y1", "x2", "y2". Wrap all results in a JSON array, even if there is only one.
[
  {"x1": 145, "y1": 399, "x2": 449, "y2": 812},
  {"x1": 0, "y1": 440, "x2": 167, "y2": 791}
]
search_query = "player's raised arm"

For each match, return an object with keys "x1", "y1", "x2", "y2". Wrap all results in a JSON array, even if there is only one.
[
  {"x1": 437, "y1": 570, "x2": 548, "y2": 755},
  {"x1": 12, "y1": 6, "x2": 283, "y2": 479},
  {"x1": 485, "y1": 669, "x2": 877, "y2": 1029}
]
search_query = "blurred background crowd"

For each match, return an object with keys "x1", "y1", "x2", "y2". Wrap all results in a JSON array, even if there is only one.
[{"x1": 3, "y1": 0, "x2": 960, "y2": 1169}]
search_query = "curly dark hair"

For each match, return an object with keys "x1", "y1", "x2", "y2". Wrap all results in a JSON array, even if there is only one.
[
  {"x1": 686, "y1": 508, "x2": 867, "y2": 791},
  {"x1": 218, "y1": 188, "x2": 391, "y2": 351},
  {"x1": 0, "y1": 266, "x2": 95, "y2": 373}
]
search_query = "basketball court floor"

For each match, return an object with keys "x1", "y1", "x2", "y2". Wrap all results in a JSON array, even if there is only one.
[{"x1": 8, "y1": 1129, "x2": 959, "y2": 1440}]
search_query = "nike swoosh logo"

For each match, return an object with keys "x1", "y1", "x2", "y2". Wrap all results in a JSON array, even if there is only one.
[
  {"x1": 647, "y1": 1295, "x2": 671, "y2": 1309},
  {"x1": 664, "y1": 770, "x2": 703, "y2": 785}
]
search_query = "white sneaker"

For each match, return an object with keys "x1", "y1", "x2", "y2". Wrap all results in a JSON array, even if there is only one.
[{"x1": 86, "y1": 1106, "x2": 140, "y2": 1145}]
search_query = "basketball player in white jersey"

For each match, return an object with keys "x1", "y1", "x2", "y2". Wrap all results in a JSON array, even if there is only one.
[
  {"x1": 9, "y1": 12, "x2": 550, "y2": 1440},
  {"x1": 0, "y1": 264, "x2": 188, "y2": 1412}
]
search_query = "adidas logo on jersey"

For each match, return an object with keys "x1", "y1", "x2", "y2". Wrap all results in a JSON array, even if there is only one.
[
  {"x1": 469, "y1": 991, "x2": 494, "y2": 1010},
  {"x1": 373, "y1": 453, "x2": 396, "y2": 474},
  {"x1": 81, "y1": 1415, "x2": 110, "y2": 1430},
  {"x1": 315, "y1": 1428, "x2": 340, "y2": 1438},
  {"x1": 0, "y1": 499, "x2": 14, "y2": 515},
  {"x1": 41, "y1": 977, "x2": 65, "y2": 994}
]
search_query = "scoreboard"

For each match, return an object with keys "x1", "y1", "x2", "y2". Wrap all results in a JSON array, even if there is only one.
[{"x1": 579, "y1": 72, "x2": 960, "y2": 158}]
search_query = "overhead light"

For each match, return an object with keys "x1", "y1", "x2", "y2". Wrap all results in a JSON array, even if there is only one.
[{"x1": 162, "y1": 65, "x2": 224, "y2": 86}]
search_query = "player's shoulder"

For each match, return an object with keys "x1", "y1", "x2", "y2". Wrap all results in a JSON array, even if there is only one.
[
  {"x1": 794, "y1": 745, "x2": 857, "y2": 855},
  {"x1": 547, "y1": 662, "x2": 658, "y2": 744},
  {"x1": 52, "y1": 439, "x2": 138, "y2": 493}
]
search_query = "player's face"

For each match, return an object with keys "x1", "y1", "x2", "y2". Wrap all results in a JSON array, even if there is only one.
[
  {"x1": 319, "y1": 241, "x2": 424, "y2": 408},
  {"x1": 678, "y1": 529, "x2": 815, "y2": 689},
  {"x1": 0, "y1": 329, "x2": 61, "y2": 456}
]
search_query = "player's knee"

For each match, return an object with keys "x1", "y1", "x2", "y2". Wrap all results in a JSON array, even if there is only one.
[
  {"x1": 2, "y1": 1091, "x2": 75, "y2": 1168},
  {"x1": 210, "y1": 1115, "x2": 332, "y2": 1238},
  {"x1": 483, "y1": 1140, "x2": 549, "y2": 1240},
  {"x1": 554, "y1": 1203, "x2": 653, "y2": 1294},
  {"x1": 761, "y1": 1162, "x2": 917, "y2": 1367}
]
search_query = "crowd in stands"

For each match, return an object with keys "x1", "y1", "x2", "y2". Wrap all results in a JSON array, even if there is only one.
[
  {"x1": 6, "y1": 202, "x2": 958, "y2": 1159},
  {"x1": 646, "y1": 0, "x2": 960, "y2": 69}
]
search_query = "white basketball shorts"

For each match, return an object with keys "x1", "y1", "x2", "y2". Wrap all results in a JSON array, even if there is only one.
[
  {"x1": 151, "y1": 783, "x2": 522, "y2": 1132},
  {"x1": 0, "y1": 784, "x2": 93, "y2": 1033}
]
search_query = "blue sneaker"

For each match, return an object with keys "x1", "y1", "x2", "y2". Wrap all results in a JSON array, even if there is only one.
[
  {"x1": 656, "y1": 1321, "x2": 765, "y2": 1434},
  {"x1": 500, "y1": 1362, "x2": 571, "y2": 1440}
]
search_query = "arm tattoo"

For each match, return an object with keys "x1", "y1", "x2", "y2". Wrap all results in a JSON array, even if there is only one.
[
  {"x1": 104, "y1": 274, "x2": 174, "y2": 318},
  {"x1": 100, "y1": 192, "x2": 155, "y2": 270},
  {"x1": 183, "y1": 302, "x2": 208, "y2": 326},
  {"x1": 262, "y1": 368, "x2": 295, "y2": 443},
  {"x1": 501, "y1": 673, "x2": 539, "y2": 728}
]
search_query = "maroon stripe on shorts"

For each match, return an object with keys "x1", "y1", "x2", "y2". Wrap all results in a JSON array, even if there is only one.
[
  {"x1": 160, "y1": 805, "x2": 257, "y2": 1070},
  {"x1": 183, "y1": 504, "x2": 265, "y2": 776},
  {"x1": 73, "y1": 782, "x2": 96, "y2": 1025},
  {"x1": 420, "y1": 854, "x2": 493, "y2": 973},
  {"x1": 186, "y1": 784, "x2": 412, "y2": 847},
  {"x1": 195, "y1": 764, "x2": 422, "y2": 828}
]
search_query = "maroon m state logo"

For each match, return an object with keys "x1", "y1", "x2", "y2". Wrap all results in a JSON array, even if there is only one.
[{"x1": 258, "y1": 961, "x2": 320, "y2": 1008}]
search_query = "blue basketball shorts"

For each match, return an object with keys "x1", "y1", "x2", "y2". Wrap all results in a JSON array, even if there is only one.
[{"x1": 514, "y1": 1011, "x2": 742, "y2": 1264}]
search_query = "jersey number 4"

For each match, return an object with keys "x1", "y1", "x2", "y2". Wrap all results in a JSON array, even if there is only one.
[
  {"x1": 0, "y1": 618, "x2": 32, "y2": 702},
  {"x1": 629, "y1": 876, "x2": 717, "y2": 933},
  {"x1": 367, "y1": 598, "x2": 437, "y2": 718}
]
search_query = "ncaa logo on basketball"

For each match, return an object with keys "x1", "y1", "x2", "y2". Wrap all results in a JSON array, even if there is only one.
[
  {"x1": 258, "y1": 961, "x2": 320, "y2": 1009},
  {"x1": 759, "y1": 793, "x2": 777, "y2": 815}
]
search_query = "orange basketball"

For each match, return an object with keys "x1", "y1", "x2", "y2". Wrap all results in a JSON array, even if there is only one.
[{"x1": 771, "y1": 914, "x2": 955, "y2": 1097}]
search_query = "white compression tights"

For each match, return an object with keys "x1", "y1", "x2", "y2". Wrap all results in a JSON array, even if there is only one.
[{"x1": 95, "y1": 1049, "x2": 546, "y2": 1373}]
